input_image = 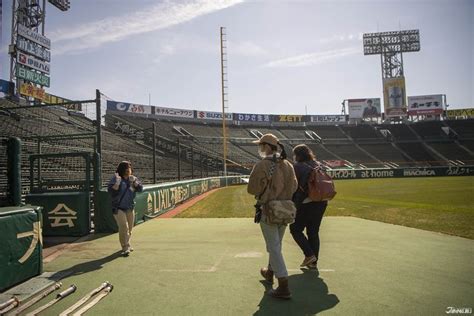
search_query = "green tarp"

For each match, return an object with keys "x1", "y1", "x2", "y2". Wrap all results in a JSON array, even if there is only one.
[{"x1": 0, "y1": 206, "x2": 42, "y2": 292}]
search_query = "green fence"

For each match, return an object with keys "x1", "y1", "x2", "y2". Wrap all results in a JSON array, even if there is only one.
[
  {"x1": 0, "y1": 206, "x2": 42, "y2": 292},
  {"x1": 95, "y1": 176, "x2": 246, "y2": 233}
]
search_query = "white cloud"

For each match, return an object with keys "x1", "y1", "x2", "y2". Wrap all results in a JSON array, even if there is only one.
[
  {"x1": 229, "y1": 41, "x2": 269, "y2": 57},
  {"x1": 263, "y1": 47, "x2": 360, "y2": 68},
  {"x1": 51, "y1": 0, "x2": 244, "y2": 55},
  {"x1": 318, "y1": 33, "x2": 362, "y2": 44}
]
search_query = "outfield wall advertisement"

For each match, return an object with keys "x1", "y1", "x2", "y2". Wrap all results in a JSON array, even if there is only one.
[
  {"x1": 327, "y1": 166, "x2": 474, "y2": 180},
  {"x1": 96, "y1": 176, "x2": 246, "y2": 233}
]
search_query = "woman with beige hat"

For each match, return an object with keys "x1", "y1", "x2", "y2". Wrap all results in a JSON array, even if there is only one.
[{"x1": 247, "y1": 133, "x2": 298, "y2": 299}]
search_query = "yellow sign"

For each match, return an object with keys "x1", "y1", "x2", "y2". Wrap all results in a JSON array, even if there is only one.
[
  {"x1": 20, "y1": 83, "x2": 81, "y2": 111},
  {"x1": 447, "y1": 108, "x2": 474, "y2": 118},
  {"x1": 383, "y1": 76, "x2": 407, "y2": 117},
  {"x1": 277, "y1": 115, "x2": 304, "y2": 122},
  {"x1": 20, "y1": 83, "x2": 48, "y2": 102}
]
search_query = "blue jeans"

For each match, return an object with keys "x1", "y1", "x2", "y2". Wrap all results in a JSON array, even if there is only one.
[
  {"x1": 260, "y1": 221, "x2": 288, "y2": 278},
  {"x1": 290, "y1": 201, "x2": 327, "y2": 258}
]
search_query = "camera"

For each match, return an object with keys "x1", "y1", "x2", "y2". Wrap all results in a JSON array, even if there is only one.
[{"x1": 254, "y1": 203, "x2": 262, "y2": 223}]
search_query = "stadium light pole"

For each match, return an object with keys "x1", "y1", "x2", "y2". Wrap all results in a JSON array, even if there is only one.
[{"x1": 220, "y1": 26, "x2": 228, "y2": 184}]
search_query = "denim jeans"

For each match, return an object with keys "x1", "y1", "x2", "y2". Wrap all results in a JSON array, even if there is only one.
[
  {"x1": 289, "y1": 201, "x2": 327, "y2": 258},
  {"x1": 260, "y1": 220, "x2": 288, "y2": 278}
]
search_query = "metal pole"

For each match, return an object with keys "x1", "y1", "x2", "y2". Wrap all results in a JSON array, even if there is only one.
[
  {"x1": 9, "y1": 0, "x2": 16, "y2": 85},
  {"x1": 220, "y1": 27, "x2": 228, "y2": 182},
  {"x1": 191, "y1": 146, "x2": 194, "y2": 179},
  {"x1": 95, "y1": 89, "x2": 102, "y2": 179},
  {"x1": 152, "y1": 123, "x2": 156, "y2": 184},
  {"x1": 200, "y1": 150, "x2": 203, "y2": 178},
  {"x1": 177, "y1": 137, "x2": 181, "y2": 181},
  {"x1": 37, "y1": 136, "x2": 41, "y2": 187},
  {"x1": 42, "y1": 0, "x2": 46, "y2": 35}
]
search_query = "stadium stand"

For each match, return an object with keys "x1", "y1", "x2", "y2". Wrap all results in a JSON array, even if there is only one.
[{"x1": 2, "y1": 96, "x2": 474, "y2": 206}]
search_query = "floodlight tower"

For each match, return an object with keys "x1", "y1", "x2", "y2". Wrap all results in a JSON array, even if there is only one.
[
  {"x1": 9, "y1": 0, "x2": 70, "y2": 97},
  {"x1": 9, "y1": 0, "x2": 46, "y2": 92},
  {"x1": 220, "y1": 26, "x2": 228, "y2": 179},
  {"x1": 363, "y1": 30, "x2": 421, "y2": 117}
]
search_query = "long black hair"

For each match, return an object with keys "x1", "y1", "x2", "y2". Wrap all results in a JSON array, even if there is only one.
[
  {"x1": 293, "y1": 144, "x2": 315, "y2": 162},
  {"x1": 266, "y1": 142, "x2": 287, "y2": 161},
  {"x1": 116, "y1": 161, "x2": 132, "y2": 178}
]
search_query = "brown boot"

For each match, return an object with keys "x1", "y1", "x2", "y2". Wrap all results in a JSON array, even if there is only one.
[
  {"x1": 268, "y1": 277, "x2": 291, "y2": 299},
  {"x1": 260, "y1": 267, "x2": 274, "y2": 284}
]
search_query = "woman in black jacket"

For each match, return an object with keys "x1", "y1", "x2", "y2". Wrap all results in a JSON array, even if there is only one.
[{"x1": 290, "y1": 144, "x2": 328, "y2": 268}]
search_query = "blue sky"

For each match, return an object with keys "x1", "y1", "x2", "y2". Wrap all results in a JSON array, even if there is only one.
[{"x1": 1, "y1": 0, "x2": 473, "y2": 115}]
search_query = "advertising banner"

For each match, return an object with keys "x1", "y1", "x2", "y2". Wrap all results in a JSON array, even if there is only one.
[
  {"x1": 16, "y1": 37, "x2": 51, "y2": 61},
  {"x1": 16, "y1": 65, "x2": 50, "y2": 87},
  {"x1": 154, "y1": 106, "x2": 194, "y2": 118},
  {"x1": 348, "y1": 98, "x2": 381, "y2": 119},
  {"x1": 0, "y1": 79, "x2": 14, "y2": 94},
  {"x1": 196, "y1": 110, "x2": 232, "y2": 120},
  {"x1": 106, "y1": 101, "x2": 152, "y2": 115},
  {"x1": 311, "y1": 115, "x2": 346, "y2": 123},
  {"x1": 446, "y1": 108, "x2": 474, "y2": 118},
  {"x1": 20, "y1": 83, "x2": 47, "y2": 102},
  {"x1": 327, "y1": 166, "x2": 474, "y2": 180},
  {"x1": 20, "y1": 84, "x2": 82, "y2": 111},
  {"x1": 233, "y1": 112, "x2": 271, "y2": 122},
  {"x1": 17, "y1": 24, "x2": 51, "y2": 49},
  {"x1": 95, "y1": 176, "x2": 246, "y2": 233},
  {"x1": 273, "y1": 115, "x2": 309, "y2": 123},
  {"x1": 17, "y1": 51, "x2": 50, "y2": 74},
  {"x1": 407, "y1": 95, "x2": 444, "y2": 115},
  {"x1": 383, "y1": 76, "x2": 407, "y2": 117}
]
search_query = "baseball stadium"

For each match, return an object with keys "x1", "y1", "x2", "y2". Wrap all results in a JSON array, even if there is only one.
[{"x1": 0, "y1": 1, "x2": 473, "y2": 315}]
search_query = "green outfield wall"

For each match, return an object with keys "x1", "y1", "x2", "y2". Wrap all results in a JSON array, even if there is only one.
[{"x1": 95, "y1": 176, "x2": 246, "y2": 233}]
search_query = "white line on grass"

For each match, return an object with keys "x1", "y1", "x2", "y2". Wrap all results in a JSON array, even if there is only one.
[{"x1": 159, "y1": 249, "x2": 229, "y2": 273}]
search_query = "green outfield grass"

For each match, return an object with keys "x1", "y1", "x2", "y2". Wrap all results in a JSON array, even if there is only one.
[{"x1": 178, "y1": 176, "x2": 474, "y2": 239}]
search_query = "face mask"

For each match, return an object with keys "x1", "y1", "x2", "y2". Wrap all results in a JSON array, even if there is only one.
[{"x1": 258, "y1": 150, "x2": 267, "y2": 158}]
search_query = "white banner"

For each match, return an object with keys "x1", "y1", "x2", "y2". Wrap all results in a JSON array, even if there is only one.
[
  {"x1": 311, "y1": 115, "x2": 346, "y2": 123},
  {"x1": 17, "y1": 24, "x2": 51, "y2": 49},
  {"x1": 17, "y1": 52, "x2": 50, "y2": 74},
  {"x1": 348, "y1": 98, "x2": 381, "y2": 119},
  {"x1": 107, "y1": 101, "x2": 152, "y2": 114},
  {"x1": 407, "y1": 95, "x2": 444, "y2": 115},
  {"x1": 16, "y1": 37, "x2": 51, "y2": 61},
  {"x1": 154, "y1": 106, "x2": 194, "y2": 118},
  {"x1": 196, "y1": 111, "x2": 232, "y2": 120}
]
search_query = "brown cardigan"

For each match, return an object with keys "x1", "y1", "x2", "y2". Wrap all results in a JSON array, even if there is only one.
[{"x1": 247, "y1": 158, "x2": 298, "y2": 203}]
